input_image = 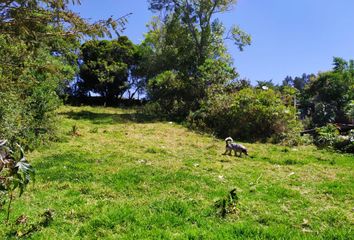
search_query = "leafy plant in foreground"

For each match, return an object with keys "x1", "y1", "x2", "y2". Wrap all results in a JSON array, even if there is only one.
[
  {"x1": 215, "y1": 188, "x2": 239, "y2": 218},
  {"x1": 0, "y1": 140, "x2": 35, "y2": 222}
]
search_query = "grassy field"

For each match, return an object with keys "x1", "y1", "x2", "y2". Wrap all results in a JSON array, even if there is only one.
[{"x1": 1, "y1": 106, "x2": 353, "y2": 239}]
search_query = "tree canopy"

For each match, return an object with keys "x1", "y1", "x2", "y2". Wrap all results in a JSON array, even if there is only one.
[
  {"x1": 302, "y1": 57, "x2": 354, "y2": 126},
  {"x1": 79, "y1": 37, "x2": 138, "y2": 101},
  {"x1": 137, "y1": 0, "x2": 250, "y2": 116}
]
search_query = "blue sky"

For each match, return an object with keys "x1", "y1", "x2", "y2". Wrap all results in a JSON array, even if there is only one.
[{"x1": 71, "y1": 0, "x2": 354, "y2": 84}]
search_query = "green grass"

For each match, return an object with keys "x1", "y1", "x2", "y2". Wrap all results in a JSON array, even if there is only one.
[{"x1": 1, "y1": 106, "x2": 353, "y2": 239}]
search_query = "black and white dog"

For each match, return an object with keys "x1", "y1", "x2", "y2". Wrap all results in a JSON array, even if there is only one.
[{"x1": 223, "y1": 137, "x2": 248, "y2": 157}]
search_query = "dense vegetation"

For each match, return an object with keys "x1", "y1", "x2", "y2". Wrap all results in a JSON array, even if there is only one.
[
  {"x1": 186, "y1": 58, "x2": 354, "y2": 149},
  {"x1": 0, "y1": 0, "x2": 125, "y2": 148},
  {"x1": 188, "y1": 87, "x2": 301, "y2": 143}
]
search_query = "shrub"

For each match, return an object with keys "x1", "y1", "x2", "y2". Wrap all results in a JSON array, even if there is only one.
[
  {"x1": 188, "y1": 88, "x2": 302, "y2": 143},
  {"x1": 0, "y1": 68, "x2": 62, "y2": 149},
  {"x1": 345, "y1": 100, "x2": 354, "y2": 123},
  {"x1": 313, "y1": 124, "x2": 339, "y2": 148},
  {"x1": 313, "y1": 125, "x2": 354, "y2": 153},
  {"x1": 336, "y1": 130, "x2": 354, "y2": 153}
]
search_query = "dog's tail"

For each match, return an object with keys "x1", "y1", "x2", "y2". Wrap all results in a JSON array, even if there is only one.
[{"x1": 225, "y1": 137, "x2": 233, "y2": 143}]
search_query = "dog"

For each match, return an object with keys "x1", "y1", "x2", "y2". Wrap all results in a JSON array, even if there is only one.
[{"x1": 223, "y1": 137, "x2": 248, "y2": 157}]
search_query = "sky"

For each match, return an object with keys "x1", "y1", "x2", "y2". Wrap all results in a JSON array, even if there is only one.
[{"x1": 71, "y1": 0, "x2": 354, "y2": 84}]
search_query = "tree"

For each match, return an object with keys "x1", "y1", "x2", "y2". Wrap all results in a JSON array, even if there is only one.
[
  {"x1": 79, "y1": 36, "x2": 138, "y2": 102},
  {"x1": 142, "y1": 0, "x2": 250, "y2": 116},
  {"x1": 293, "y1": 74, "x2": 311, "y2": 91},
  {"x1": 333, "y1": 57, "x2": 348, "y2": 72},
  {"x1": 282, "y1": 73, "x2": 314, "y2": 92},
  {"x1": 149, "y1": 0, "x2": 250, "y2": 66},
  {"x1": 255, "y1": 79, "x2": 279, "y2": 90},
  {"x1": 302, "y1": 58, "x2": 354, "y2": 127},
  {"x1": 0, "y1": 0, "x2": 127, "y2": 147}
]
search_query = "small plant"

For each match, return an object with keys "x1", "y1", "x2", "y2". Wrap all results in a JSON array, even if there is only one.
[
  {"x1": 0, "y1": 140, "x2": 35, "y2": 222},
  {"x1": 215, "y1": 188, "x2": 239, "y2": 218},
  {"x1": 69, "y1": 125, "x2": 81, "y2": 136}
]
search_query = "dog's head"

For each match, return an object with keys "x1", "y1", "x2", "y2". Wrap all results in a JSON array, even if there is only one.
[
  {"x1": 225, "y1": 137, "x2": 233, "y2": 143},
  {"x1": 242, "y1": 148, "x2": 248, "y2": 155}
]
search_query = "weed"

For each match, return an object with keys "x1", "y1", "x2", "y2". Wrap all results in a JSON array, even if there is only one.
[
  {"x1": 215, "y1": 188, "x2": 239, "y2": 218},
  {"x1": 68, "y1": 125, "x2": 81, "y2": 136}
]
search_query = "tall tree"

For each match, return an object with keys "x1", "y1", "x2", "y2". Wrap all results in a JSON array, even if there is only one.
[
  {"x1": 142, "y1": 0, "x2": 250, "y2": 116},
  {"x1": 79, "y1": 36, "x2": 138, "y2": 102},
  {"x1": 149, "y1": 0, "x2": 250, "y2": 66}
]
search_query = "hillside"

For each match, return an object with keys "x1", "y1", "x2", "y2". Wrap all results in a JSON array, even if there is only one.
[{"x1": 1, "y1": 106, "x2": 353, "y2": 239}]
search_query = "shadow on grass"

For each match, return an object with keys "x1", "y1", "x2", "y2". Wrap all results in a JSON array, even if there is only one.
[
  {"x1": 60, "y1": 110, "x2": 161, "y2": 125},
  {"x1": 34, "y1": 152, "x2": 95, "y2": 182}
]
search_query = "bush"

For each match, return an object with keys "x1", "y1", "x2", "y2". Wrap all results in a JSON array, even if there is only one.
[
  {"x1": 334, "y1": 134, "x2": 354, "y2": 153},
  {"x1": 338, "y1": 129, "x2": 354, "y2": 153},
  {"x1": 313, "y1": 125, "x2": 354, "y2": 153},
  {"x1": 0, "y1": 67, "x2": 62, "y2": 149},
  {"x1": 0, "y1": 36, "x2": 69, "y2": 149},
  {"x1": 313, "y1": 124, "x2": 340, "y2": 148},
  {"x1": 188, "y1": 88, "x2": 302, "y2": 143}
]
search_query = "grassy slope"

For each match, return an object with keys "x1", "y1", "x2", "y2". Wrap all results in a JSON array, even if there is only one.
[{"x1": 1, "y1": 106, "x2": 353, "y2": 239}]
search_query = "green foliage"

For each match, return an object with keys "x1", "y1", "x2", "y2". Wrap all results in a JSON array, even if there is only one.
[
  {"x1": 197, "y1": 58, "x2": 238, "y2": 87},
  {"x1": 148, "y1": 0, "x2": 250, "y2": 63},
  {"x1": 0, "y1": 1, "x2": 126, "y2": 148},
  {"x1": 345, "y1": 100, "x2": 354, "y2": 122},
  {"x1": 0, "y1": 43, "x2": 62, "y2": 147},
  {"x1": 79, "y1": 37, "x2": 138, "y2": 101},
  {"x1": 215, "y1": 188, "x2": 239, "y2": 218},
  {"x1": 146, "y1": 71, "x2": 188, "y2": 117},
  {"x1": 302, "y1": 57, "x2": 354, "y2": 127},
  {"x1": 334, "y1": 130, "x2": 354, "y2": 153},
  {"x1": 189, "y1": 88, "x2": 301, "y2": 143},
  {"x1": 0, "y1": 140, "x2": 35, "y2": 222},
  {"x1": 146, "y1": 58, "x2": 238, "y2": 117},
  {"x1": 314, "y1": 124, "x2": 339, "y2": 148},
  {"x1": 142, "y1": 0, "x2": 250, "y2": 117},
  {"x1": 314, "y1": 125, "x2": 354, "y2": 153},
  {"x1": 282, "y1": 73, "x2": 314, "y2": 92},
  {"x1": 69, "y1": 125, "x2": 81, "y2": 136}
]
